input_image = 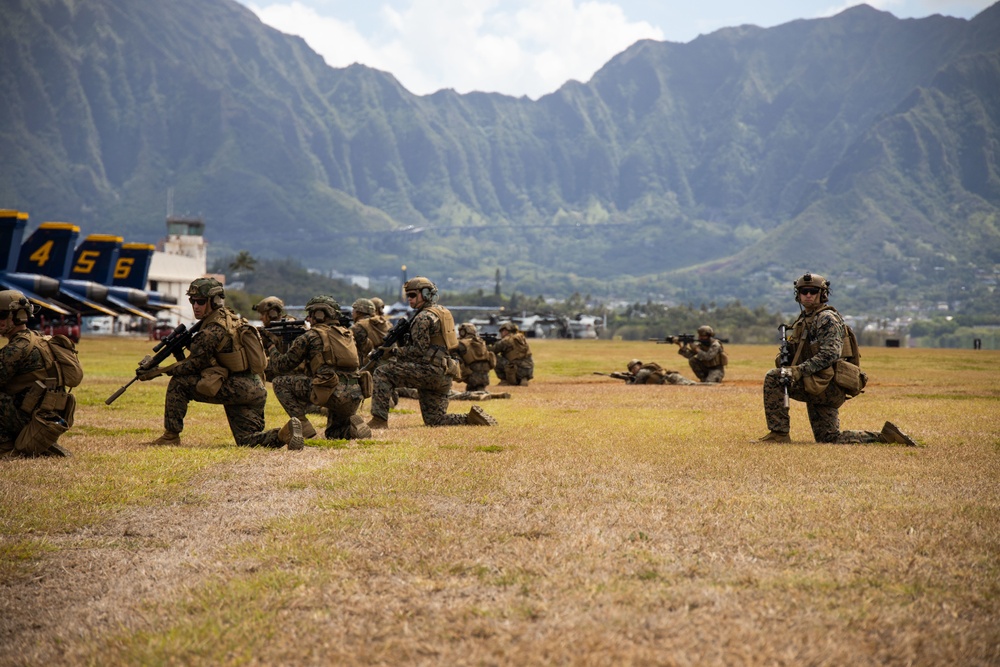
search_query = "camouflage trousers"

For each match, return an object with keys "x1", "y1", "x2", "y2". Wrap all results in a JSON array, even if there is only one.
[
  {"x1": 449, "y1": 390, "x2": 511, "y2": 401},
  {"x1": 461, "y1": 360, "x2": 492, "y2": 392},
  {"x1": 665, "y1": 372, "x2": 697, "y2": 386},
  {"x1": 0, "y1": 393, "x2": 30, "y2": 445},
  {"x1": 164, "y1": 373, "x2": 283, "y2": 447},
  {"x1": 690, "y1": 360, "x2": 725, "y2": 383},
  {"x1": 635, "y1": 370, "x2": 697, "y2": 386},
  {"x1": 272, "y1": 373, "x2": 364, "y2": 439},
  {"x1": 372, "y1": 360, "x2": 469, "y2": 426},
  {"x1": 762, "y1": 368, "x2": 882, "y2": 443},
  {"x1": 494, "y1": 357, "x2": 533, "y2": 385}
]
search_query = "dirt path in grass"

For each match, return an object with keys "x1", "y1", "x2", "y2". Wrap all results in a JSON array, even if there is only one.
[{"x1": 0, "y1": 449, "x2": 330, "y2": 666}]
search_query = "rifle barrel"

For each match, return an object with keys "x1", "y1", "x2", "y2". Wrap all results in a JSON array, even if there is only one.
[{"x1": 105, "y1": 376, "x2": 139, "y2": 405}]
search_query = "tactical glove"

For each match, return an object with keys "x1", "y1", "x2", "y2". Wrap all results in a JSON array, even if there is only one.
[{"x1": 780, "y1": 366, "x2": 802, "y2": 383}]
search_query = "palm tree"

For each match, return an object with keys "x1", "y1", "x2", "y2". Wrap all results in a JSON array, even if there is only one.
[{"x1": 229, "y1": 250, "x2": 257, "y2": 276}]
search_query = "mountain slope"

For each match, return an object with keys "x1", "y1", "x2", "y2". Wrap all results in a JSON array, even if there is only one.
[{"x1": 1, "y1": 0, "x2": 998, "y2": 307}]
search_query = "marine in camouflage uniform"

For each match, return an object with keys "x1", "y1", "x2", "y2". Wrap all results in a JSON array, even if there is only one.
[
  {"x1": 676, "y1": 325, "x2": 726, "y2": 383},
  {"x1": 492, "y1": 321, "x2": 534, "y2": 386},
  {"x1": 626, "y1": 359, "x2": 696, "y2": 386},
  {"x1": 760, "y1": 273, "x2": 917, "y2": 446},
  {"x1": 0, "y1": 290, "x2": 72, "y2": 457},
  {"x1": 142, "y1": 278, "x2": 301, "y2": 449},
  {"x1": 268, "y1": 295, "x2": 372, "y2": 440},
  {"x1": 253, "y1": 295, "x2": 306, "y2": 382},
  {"x1": 456, "y1": 323, "x2": 494, "y2": 392},
  {"x1": 368, "y1": 277, "x2": 497, "y2": 429},
  {"x1": 350, "y1": 298, "x2": 391, "y2": 362},
  {"x1": 352, "y1": 297, "x2": 406, "y2": 405}
]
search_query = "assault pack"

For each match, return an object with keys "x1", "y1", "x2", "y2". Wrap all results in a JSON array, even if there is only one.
[
  {"x1": 216, "y1": 310, "x2": 269, "y2": 376},
  {"x1": 41, "y1": 334, "x2": 84, "y2": 388},
  {"x1": 835, "y1": 317, "x2": 866, "y2": 396}
]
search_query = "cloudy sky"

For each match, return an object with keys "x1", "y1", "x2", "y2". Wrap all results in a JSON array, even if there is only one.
[{"x1": 238, "y1": 0, "x2": 994, "y2": 99}]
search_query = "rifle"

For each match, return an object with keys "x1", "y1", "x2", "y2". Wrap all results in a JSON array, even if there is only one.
[
  {"x1": 593, "y1": 371, "x2": 634, "y2": 382},
  {"x1": 264, "y1": 319, "x2": 308, "y2": 345},
  {"x1": 481, "y1": 332, "x2": 499, "y2": 345},
  {"x1": 650, "y1": 334, "x2": 730, "y2": 344},
  {"x1": 105, "y1": 321, "x2": 203, "y2": 405},
  {"x1": 777, "y1": 323, "x2": 793, "y2": 408},
  {"x1": 360, "y1": 312, "x2": 413, "y2": 372}
]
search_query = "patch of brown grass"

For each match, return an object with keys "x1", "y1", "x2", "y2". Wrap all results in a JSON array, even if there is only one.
[{"x1": 1, "y1": 337, "x2": 998, "y2": 665}]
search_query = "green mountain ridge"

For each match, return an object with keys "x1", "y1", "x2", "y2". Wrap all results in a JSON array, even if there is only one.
[{"x1": 1, "y1": 0, "x2": 998, "y2": 310}]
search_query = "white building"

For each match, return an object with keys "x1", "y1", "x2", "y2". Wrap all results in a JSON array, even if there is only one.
[{"x1": 148, "y1": 217, "x2": 209, "y2": 325}]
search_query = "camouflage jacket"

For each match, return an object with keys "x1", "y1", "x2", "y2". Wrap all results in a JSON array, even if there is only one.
[
  {"x1": 789, "y1": 306, "x2": 845, "y2": 377},
  {"x1": 0, "y1": 329, "x2": 48, "y2": 395},
  {"x1": 678, "y1": 338, "x2": 724, "y2": 367},
  {"x1": 398, "y1": 307, "x2": 449, "y2": 365},
  {"x1": 492, "y1": 332, "x2": 531, "y2": 361},
  {"x1": 351, "y1": 316, "x2": 390, "y2": 359},
  {"x1": 168, "y1": 310, "x2": 237, "y2": 377}
]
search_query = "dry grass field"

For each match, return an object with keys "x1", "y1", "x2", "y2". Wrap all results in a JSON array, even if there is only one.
[{"x1": 1, "y1": 335, "x2": 998, "y2": 666}]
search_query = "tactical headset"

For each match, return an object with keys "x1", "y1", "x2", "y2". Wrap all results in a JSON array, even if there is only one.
[{"x1": 0, "y1": 290, "x2": 35, "y2": 324}]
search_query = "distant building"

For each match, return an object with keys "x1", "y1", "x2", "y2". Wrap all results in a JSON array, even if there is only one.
[{"x1": 149, "y1": 217, "x2": 209, "y2": 324}]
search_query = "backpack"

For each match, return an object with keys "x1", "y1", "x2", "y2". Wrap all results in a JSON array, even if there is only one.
[
  {"x1": 503, "y1": 333, "x2": 530, "y2": 360},
  {"x1": 311, "y1": 325, "x2": 360, "y2": 371},
  {"x1": 42, "y1": 334, "x2": 84, "y2": 388},
  {"x1": 217, "y1": 312, "x2": 269, "y2": 376},
  {"x1": 834, "y1": 320, "x2": 867, "y2": 396},
  {"x1": 641, "y1": 362, "x2": 667, "y2": 383},
  {"x1": 308, "y1": 325, "x2": 362, "y2": 405}
]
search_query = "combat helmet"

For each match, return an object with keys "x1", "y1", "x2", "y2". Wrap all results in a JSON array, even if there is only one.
[
  {"x1": 404, "y1": 276, "x2": 438, "y2": 304},
  {"x1": 253, "y1": 296, "x2": 285, "y2": 319},
  {"x1": 306, "y1": 295, "x2": 340, "y2": 323},
  {"x1": 371, "y1": 297, "x2": 385, "y2": 315},
  {"x1": 458, "y1": 323, "x2": 478, "y2": 338},
  {"x1": 627, "y1": 358, "x2": 642, "y2": 371},
  {"x1": 187, "y1": 277, "x2": 225, "y2": 308},
  {"x1": 352, "y1": 298, "x2": 375, "y2": 316},
  {"x1": 0, "y1": 289, "x2": 35, "y2": 324},
  {"x1": 697, "y1": 325, "x2": 714, "y2": 338},
  {"x1": 794, "y1": 272, "x2": 830, "y2": 303},
  {"x1": 498, "y1": 321, "x2": 518, "y2": 334}
]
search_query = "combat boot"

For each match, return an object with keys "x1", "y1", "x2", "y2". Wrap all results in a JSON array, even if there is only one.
[
  {"x1": 467, "y1": 405, "x2": 498, "y2": 426},
  {"x1": 880, "y1": 421, "x2": 917, "y2": 446},
  {"x1": 278, "y1": 418, "x2": 305, "y2": 451},
  {"x1": 367, "y1": 416, "x2": 389, "y2": 430},
  {"x1": 147, "y1": 431, "x2": 181, "y2": 446},
  {"x1": 300, "y1": 419, "x2": 318, "y2": 440},
  {"x1": 519, "y1": 378, "x2": 530, "y2": 387},
  {"x1": 759, "y1": 431, "x2": 790, "y2": 443},
  {"x1": 349, "y1": 415, "x2": 372, "y2": 440},
  {"x1": 40, "y1": 443, "x2": 71, "y2": 457}
]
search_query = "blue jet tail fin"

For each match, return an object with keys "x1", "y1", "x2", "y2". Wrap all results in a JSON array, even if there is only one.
[
  {"x1": 0, "y1": 210, "x2": 29, "y2": 271},
  {"x1": 17, "y1": 222, "x2": 80, "y2": 279},
  {"x1": 1, "y1": 212, "x2": 73, "y2": 315},
  {"x1": 114, "y1": 243, "x2": 155, "y2": 289},
  {"x1": 71, "y1": 234, "x2": 123, "y2": 284}
]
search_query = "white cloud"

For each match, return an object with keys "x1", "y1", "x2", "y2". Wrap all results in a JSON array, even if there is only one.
[
  {"x1": 247, "y1": 2, "x2": 379, "y2": 67},
  {"x1": 247, "y1": 0, "x2": 663, "y2": 99}
]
